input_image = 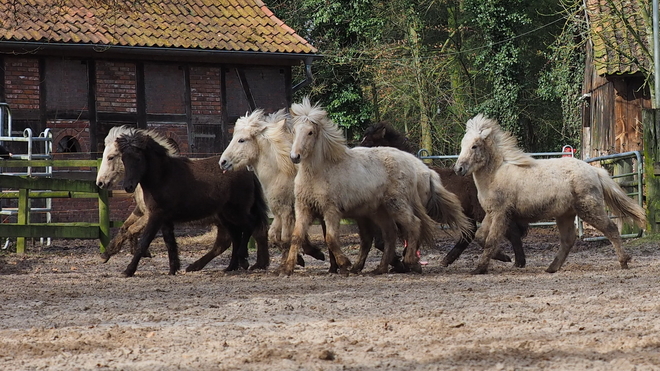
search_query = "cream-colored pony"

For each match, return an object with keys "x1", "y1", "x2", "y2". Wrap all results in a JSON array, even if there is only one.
[
  {"x1": 454, "y1": 114, "x2": 647, "y2": 274},
  {"x1": 285, "y1": 98, "x2": 472, "y2": 275},
  {"x1": 219, "y1": 109, "x2": 325, "y2": 264}
]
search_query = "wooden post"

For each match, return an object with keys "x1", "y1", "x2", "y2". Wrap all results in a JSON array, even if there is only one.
[
  {"x1": 98, "y1": 188, "x2": 110, "y2": 253},
  {"x1": 643, "y1": 109, "x2": 660, "y2": 233},
  {"x1": 16, "y1": 188, "x2": 28, "y2": 254}
]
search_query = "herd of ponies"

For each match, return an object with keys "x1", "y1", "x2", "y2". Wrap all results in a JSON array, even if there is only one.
[{"x1": 95, "y1": 98, "x2": 646, "y2": 277}]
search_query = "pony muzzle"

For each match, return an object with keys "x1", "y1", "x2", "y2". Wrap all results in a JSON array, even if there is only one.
[
  {"x1": 454, "y1": 163, "x2": 468, "y2": 176},
  {"x1": 219, "y1": 158, "x2": 233, "y2": 171},
  {"x1": 290, "y1": 153, "x2": 301, "y2": 164}
]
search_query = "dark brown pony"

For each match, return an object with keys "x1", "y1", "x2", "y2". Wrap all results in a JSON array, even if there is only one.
[
  {"x1": 360, "y1": 121, "x2": 528, "y2": 267},
  {"x1": 115, "y1": 130, "x2": 269, "y2": 277}
]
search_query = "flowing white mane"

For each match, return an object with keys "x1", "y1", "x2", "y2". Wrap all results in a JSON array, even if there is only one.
[
  {"x1": 263, "y1": 109, "x2": 297, "y2": 177},
  {"x1": 290, "y1": 97, "x2": 347, "y2": 163},
  {"x1": 466, "y1": 114, "x2": 534, "y2": 166},
  {"x1": 106, "y1": 125, "x2": 178, "y2": 156}
]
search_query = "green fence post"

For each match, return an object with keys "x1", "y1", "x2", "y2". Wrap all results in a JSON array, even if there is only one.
[
  {"x1": 16, "y1": 188, "x2": 28, "y2": 254},
  {"x1": 98, "y1": 187, "x2": 110, "y2": 253}
]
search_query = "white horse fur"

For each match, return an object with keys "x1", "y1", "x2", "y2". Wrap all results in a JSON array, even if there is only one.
[
  {"x1": 454, "y1": 114, "x2": 647, "y2": 274},
  {"x1": 284, "y1": 97, "x2": 471, "y2": 275},
  {"x1": 219, "y1": 109, "x2": 327, "y2": 265}
]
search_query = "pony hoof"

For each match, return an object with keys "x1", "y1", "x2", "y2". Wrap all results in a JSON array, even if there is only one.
[
  {"x1": 328, "y1": 267, "x2": 339, "y2": 274},
  {"x1": 296, "y1": 254, "x2": 306, "y2": 267},
  {"x1": 370, "y1": 267, "x2": 388, "y2": 275},
  {"x1": 545, "y1": 267, "x2": 558, "y2": 273},
  {"x1": 239, "y1": 259, "x2": 250, "y2": 270},
  {"x1": 121, "y1": 270, "x2": 135, "y2": 278},
  {"x1": 168, "y1": 270, "x2": 177, "y2": 276},
  {"x1": 440, "y1": 259, "x2": 451, "y2": 267},
  {"x1": 493, "y1": 252, "x2": 512, "y2": 262},
  {"x1": 185, "y1": 264, "x2": 202, "y2": 272},
  {"x1": 470, "y1": 266, "x2": 489, "y2": 275},
  {"x1": 407, "y1": 263, "x2": 423, "y2": 274},
  {"x1": 514, "y1": 259, "x2": 526, "y2": 268},
  {"x1": 100, "y1": 253, "x2": 111, "y2": 263},
  {"x1": 249, "y1": 263, "x2": 268, "y2": 271},
  {"x1": 338, "y1": 268, "x2": 350, "y2": 277},
  {"x1": 305, "y1": 248, "x2": 326, "y2": 261},
  {"x1": 619, "y1": 262, "x2": 630, "y2": 269}
]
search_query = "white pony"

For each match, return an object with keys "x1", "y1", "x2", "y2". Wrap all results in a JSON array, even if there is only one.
[
  {"x1": 454, "y1": 114, "x2": 647, "y2": 274},
  {"x1": 284, "y1": 98, "x2": 472, "y2": 275},
  {"x1": 219, "y1": 109, "x2": 326, "y2": 265}
]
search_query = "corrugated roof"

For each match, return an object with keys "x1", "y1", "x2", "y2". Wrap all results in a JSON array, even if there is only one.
[
  {"x1": 0, "y1": 0, "x2": 317, "y2": 54},
  {"x1": 586, "y1": 0, "x2": 650, "y2": 76}
]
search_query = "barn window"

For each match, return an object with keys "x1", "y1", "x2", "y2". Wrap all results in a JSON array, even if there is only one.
[
  {"x1": 45, "y1": 58, "x2": 88, "y2": 112},
  {"x1": 57, "y1": 136, "x2": 81, "y2": 153},
  {"x1": 144, "y1": 63, "x2": 186, "y2": 115}
]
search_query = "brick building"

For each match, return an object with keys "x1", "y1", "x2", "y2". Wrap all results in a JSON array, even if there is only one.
[{"x1": 0, "y1": 0, "x2": 320, "y2": 223}]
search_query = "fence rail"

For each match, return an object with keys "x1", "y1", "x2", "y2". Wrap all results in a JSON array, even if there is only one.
[{"x1": 0, "y1": 159, "x2": 121, "y2": 253}]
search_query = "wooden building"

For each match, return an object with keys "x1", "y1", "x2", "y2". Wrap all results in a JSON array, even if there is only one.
[{"x1": 581, "y1": 0, "x2": 652, "y2": 158}]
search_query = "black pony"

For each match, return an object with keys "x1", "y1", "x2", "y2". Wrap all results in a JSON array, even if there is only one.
[
  {"x1": 360, "y1": 121, "x2": 528, "y2": 268},
  {"x1": 115, "y1": 130, "x2": 269, "y2": 277}
]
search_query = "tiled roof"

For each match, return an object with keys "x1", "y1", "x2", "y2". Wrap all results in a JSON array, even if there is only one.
[
  {"x1": 586, "y1": 0, "x2": 650, "y2": 76},
  {"x1": 0, "y1": 0, "x2": 317, "y2": 54}
]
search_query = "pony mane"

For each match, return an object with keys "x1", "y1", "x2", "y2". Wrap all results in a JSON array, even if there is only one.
[
  {"x1": 263, "y1": 109, "x2": 297, "y2": 177},
  {"x1": 290, "y1": 97, "x2": 347, "y2": 163},
  {"x1": 106, "y1": 125, "x2": 178, "y2": 156},
  {"x1": 467, "y1": 114, "x2": 534, "y2": 166}
]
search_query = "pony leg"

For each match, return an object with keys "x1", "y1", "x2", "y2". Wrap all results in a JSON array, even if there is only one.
[
  {"x1": 578, "y1": 209, "x2": 631, "y2": 270},
  {"x1": 472, "y1": 213, "x2": 506, "y2": 274},
  {"x1": 280, "y1": 209, "x2": 314, "y2": 276},
  {"x1": 250, "y1": 223, "x2": 270, "y2": 270},
  {"x1": 372, "y1": 218, "x2": 399, "y2": 275},
  {"x1": 322, "y1": 215, "x2": 352, "y2": 275},
  {"x1": 102, "y1": 207, "x2": 143, "y2": 262},
  {"x1": 505, "y1": 221, "x2": 528, "y2": 268},
  {"x1": 123, "y1": 215, "x2": 162, "y2": 277},
  {"x1": 441, "y1": 220, "x2": 477, "y2": 266},
  {"x1": 186, "y1": 225, "x2": 232, "y2": 272},
  {"x1": 225, "y1": 228, "x2": 249, "y2": 272},
  {"x1": 350, "y1": 218, "x2": 375, "y2": 274},
  {"x1": 160, "y1": 221, "x2": 180, "y2": 275},
  {"x1": 546, "y1": 213, "x2": 577, "y2": 273}
]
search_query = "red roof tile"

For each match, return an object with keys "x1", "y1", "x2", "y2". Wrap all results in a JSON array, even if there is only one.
[
  {"x1": 0, "y1": 0, "x2": 317, "y2": 54},
  {"x1": 586, "y1": 0, "x2": 650, "y2": 75}
]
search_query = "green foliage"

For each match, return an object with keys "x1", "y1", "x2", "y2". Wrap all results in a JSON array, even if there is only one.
[{"x1": 270, "y1": 0, "x2": 582, "y2": 153}]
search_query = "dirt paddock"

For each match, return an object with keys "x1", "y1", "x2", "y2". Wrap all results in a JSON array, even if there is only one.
[{"x1": 1, "y1": 225, "x2": 660, "y2": 371}]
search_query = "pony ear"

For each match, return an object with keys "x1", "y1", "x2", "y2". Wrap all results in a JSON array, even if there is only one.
[
  {"x1": 479, "y1": 128, "x2": 492, "y2": 140},
  {"x1": 373, "y1": 126, "x2": 386, "y2": 139}
]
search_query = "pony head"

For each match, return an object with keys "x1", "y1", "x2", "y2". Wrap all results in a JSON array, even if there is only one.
[
  {"x1": 289, "y1": 97, "x2": 346, "y2": 164},
  {"x1": 220, "y1": 109, "x2": 266, "y2": 171},
  {"x1": 454, "y1": 114, "x2": 532, "y2": 176},
  {"x1": 96, "y1": 125, "x2": 178, "y2": 189}
]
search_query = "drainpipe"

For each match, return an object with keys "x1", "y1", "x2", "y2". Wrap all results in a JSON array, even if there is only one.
[{"x1": 292, "y1": 57, "x2": 314, "y2": 94}]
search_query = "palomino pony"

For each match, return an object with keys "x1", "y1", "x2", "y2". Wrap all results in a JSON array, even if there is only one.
[
  {"x1": 360, "y1": 121, "x2": 528, "y2": 267},
  {"x1": 113, "y1": 128, "x2": 270, "y2": 277},
  {"x1": 285, "y1": 98, "x2": 472, "y2": 275},
  {"x1": 454, "y1": 114, "x2": 646, "y2": 274},
  {"x1": 96, "y1": 126, "x2": 268, "y2": 272},
  {"x1": 219, "y1": 110, "x2": 406, "y2": 273}
]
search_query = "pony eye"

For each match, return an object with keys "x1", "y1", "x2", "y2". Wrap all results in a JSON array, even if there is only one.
[
  {"x1": 308, "y1": 131, "x2": 313, "y2": 136},
  {"x1": 108, "y1": 155, "x2": 115, "y2": 161},
  {"x1": 238, "y1": 138, "x2": 245, "y2": 143},
  {"x1": 471, "y1": 145, "x2": 477, "y2": 150}
]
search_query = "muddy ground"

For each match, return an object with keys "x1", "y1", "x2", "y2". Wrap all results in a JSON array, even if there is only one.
[{"x1": 1, "y1": 225, "x2": 659, "y2": 371}]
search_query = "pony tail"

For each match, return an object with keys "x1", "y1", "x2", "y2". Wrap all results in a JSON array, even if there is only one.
[
  {"x1": 426, "y1": 174, "x2": 474, "y2": 238},
  {"x1": 597, "y1": 169, "x2": 647, "y2": 228},
  {"x1": 412, "y1": 197, "x2": 439, "y2": 249}
]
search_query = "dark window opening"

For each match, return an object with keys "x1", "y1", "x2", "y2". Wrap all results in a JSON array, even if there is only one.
[{"x1": 57, "y1": 136, "x2": 81, "y2": 153}]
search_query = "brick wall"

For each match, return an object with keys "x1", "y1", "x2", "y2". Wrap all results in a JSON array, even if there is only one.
[
  {"x1": 96, "y1": 61, "x2": 137, "y2": 113},
  {"x1": 4, "y1": 57, "x2": 40, "y2": 110},
  {"x1": 190, "y1": 66, "x2": 222, "y2": 115}
]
